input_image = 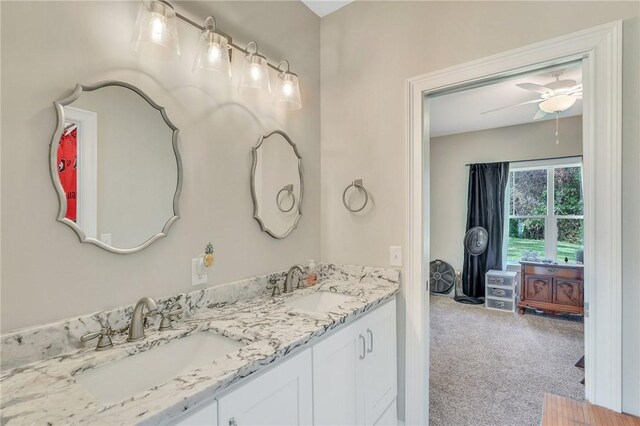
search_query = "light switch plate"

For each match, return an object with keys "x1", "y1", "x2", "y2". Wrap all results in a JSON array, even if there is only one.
[
  {"x1": 390, "y1": 246, "x2": 402, "y2": 267},
  {"x1": 192, "y1": 258, "x2": 207, "y2": 285}
]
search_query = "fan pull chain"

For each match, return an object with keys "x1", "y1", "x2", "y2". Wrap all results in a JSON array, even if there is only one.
[{"x1": 555, "y1": 113, "x2": 560, "y2": 144}]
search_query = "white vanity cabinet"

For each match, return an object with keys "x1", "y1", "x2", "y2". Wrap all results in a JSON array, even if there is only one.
[
  {"x1": 171, "y1": 298, "x2": 397, "y2": 426},
  {"x1": 313, "y1": 299, "x2": 397, "y2": 426},
  {"x1": 217, "y1": 349, "x2": 313, "y2": 426}
]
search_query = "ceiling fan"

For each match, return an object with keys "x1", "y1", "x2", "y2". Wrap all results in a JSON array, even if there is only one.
[{"x1": 481, "y1": 70, "x2": 582, "y2": 119}]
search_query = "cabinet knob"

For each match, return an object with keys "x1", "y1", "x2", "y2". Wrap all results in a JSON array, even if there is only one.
[{"x1": 229, "y1": 417, "x2": 238, "y2": 426}]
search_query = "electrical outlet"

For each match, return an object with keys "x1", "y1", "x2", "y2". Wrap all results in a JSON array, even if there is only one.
[
  {"x1": 192, "y1": 258, "x2": 207, "y2": 285},
  {"x1": 390, "y1": 246, "x2": 402, "y2": 267}
]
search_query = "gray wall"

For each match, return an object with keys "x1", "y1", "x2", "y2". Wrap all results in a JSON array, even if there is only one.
[
  {"x1": 1, "y1": 1, "x2": 320, "y2": 331},
  {"x1": 430, "y1": 116, "x2": 583, "y2": 273},
  {"x1": 320, "y1": 2, "x2": 639, "y2": 417}
]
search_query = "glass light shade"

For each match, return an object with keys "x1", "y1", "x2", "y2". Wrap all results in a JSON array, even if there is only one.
[
  {"x1": 274, "y1": 71, "x2": 302, "y2": 110},
  {"x1": 192, "y1": 18, "x2": 231, "y2": 78},
  {"x1": 131, "y1": 0, "x2": 180, "y2": 56},
  {"x1": 539, "y1": 94, "x2": 576, "y2": 113},
  {"x1": 239, "y1": 53, "x2": 271, "y2": 97}
]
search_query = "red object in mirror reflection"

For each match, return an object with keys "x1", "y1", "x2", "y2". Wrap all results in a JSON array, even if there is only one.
[{"x1": 58, "y1": 126, "x2": 77, "y2": 222}]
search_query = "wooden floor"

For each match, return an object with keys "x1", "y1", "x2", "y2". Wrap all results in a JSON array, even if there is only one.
[{"x1": 542, "y1": 393, "x2": 640, "y2": 426}]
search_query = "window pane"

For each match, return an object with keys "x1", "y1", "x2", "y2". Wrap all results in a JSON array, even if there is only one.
[
  {"x1": 557, "y1": 218, "x2": 584, "y2": 262},
  {"x1": 507, "y1": 218, "x2": 545, "y2": 262},
  {"x1": 554, "y1": 166, "x2": 583, "y2": 215},
  {"x1": 509, "y1": 169, "x2": 547, "y2": 216}
]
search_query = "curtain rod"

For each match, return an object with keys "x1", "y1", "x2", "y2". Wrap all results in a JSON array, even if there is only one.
[{"x1": 465, "y1": 155, "x2": 582, "y2": 167}]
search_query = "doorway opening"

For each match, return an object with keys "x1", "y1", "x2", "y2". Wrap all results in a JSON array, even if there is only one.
[{"x1": 427, "y1": 61, "x2": 586, "y2": 425}]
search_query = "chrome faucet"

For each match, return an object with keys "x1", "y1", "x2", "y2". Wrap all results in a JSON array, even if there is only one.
[
  {"x1": 284, "y1": 264, "x2": 305, "y2": 293},
  {"x1": 127, "y1": 296, "x2": 158, "y2": 342}
]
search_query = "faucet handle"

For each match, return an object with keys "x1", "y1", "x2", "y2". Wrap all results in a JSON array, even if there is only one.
[
  {"x1": 158, "y1": 303, "x2": 183, "y2": 331},
  {"x1": 81, "y1": 326, "x2": 114, "y2": 351},
  {"x1": 267, "y1": 283, "x2": 281, "y2": 297}
]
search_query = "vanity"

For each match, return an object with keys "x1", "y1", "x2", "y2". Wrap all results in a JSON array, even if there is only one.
[
  {"x1": 0, "y1": 265, "x2": 399, "y2": 425},
  {"x1": 175, "y1": 297, "x2": 396, "y2": 426}
]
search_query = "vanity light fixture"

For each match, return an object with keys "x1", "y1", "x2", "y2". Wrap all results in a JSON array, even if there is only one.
[
  {"x1": 192, "y1": 16, "x2": 231, "y2": 78},
  {"x1": 274, "y1": 61, "x2": 302, "y2": 110},
  {"x1": 238, "y1": 42, "x2": 271, "y2": 97},
  {"x1": 130, "y1": 0, "x2": 302, "y2": 109},
  {"x1": 131, "y1": 0, "x2": 180, "y2": 56}
]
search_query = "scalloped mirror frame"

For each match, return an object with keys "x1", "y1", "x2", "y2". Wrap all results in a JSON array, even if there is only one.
[
  {"x1": 50, "y1": 81, "x2": 183, "y2": 254},
  {"x1": 250, "y1": 130, "x2": 303, "y2": 239}
]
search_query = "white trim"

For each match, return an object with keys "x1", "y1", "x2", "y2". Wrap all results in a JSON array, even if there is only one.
[
  {"x1": 510, "y1": 155, "x2": 583, "y2": 170},
  {"x1": 405, "y1": 21, "x2": 623, "y2": 423},
  {"x1": 64, "y1": 106, "x2": 97, "y2": 239}
]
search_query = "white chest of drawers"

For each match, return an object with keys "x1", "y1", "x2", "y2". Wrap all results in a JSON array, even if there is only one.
[{"x1": 485, "y1": 270, "x2": 518, "y2": 313}]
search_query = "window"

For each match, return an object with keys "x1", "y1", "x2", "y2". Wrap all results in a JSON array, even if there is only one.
[{"x1": 506, "y1": 159, "x2": 583, "y2": 263}]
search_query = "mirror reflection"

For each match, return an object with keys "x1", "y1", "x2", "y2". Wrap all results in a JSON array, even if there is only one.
[
  {"x1": 251, "y1": 130, "x2": 303, "y2": 239},
  {"x1": 52, "y1": 82, "x2": 181, "y2": 253}
]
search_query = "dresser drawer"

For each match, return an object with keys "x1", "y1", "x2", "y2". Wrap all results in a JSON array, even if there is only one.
[
  {"x1": 486, "y1": 286, "x2": 515, "y2": 299},
  {"x1": 486, "y1": 275, "x2": 515, "y2": 287},
  {"x1": 486, "y1": 298, "x2": 514, "y2": 312},
  {"x1": 524, "y1": 265, "x2": 583, "y2": 280}
]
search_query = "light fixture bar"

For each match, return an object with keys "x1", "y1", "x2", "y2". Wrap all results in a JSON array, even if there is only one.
[{"x1": 159, "y1": 0, "x2": 286, "y2": 73}]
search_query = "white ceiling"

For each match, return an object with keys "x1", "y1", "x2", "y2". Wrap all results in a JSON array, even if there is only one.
[
  {"x1": 429, "y1": 62, "x2": 582, "y2": 138},
  {"x1": 301, "y1": 0, "x2": 353, "y2": 17}
]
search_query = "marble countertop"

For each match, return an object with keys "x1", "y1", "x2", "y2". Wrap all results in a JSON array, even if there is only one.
[{"x1": 0, "y1": 279, "x2": 398, "y2": 425}]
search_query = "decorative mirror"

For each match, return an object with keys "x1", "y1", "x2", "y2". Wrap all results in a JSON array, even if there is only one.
[
  {"x1": 50, "y1": 81, "x2": 182, "y2": 254},
  {"x1": 251, "y1": 130, "x2": 303, "y2": 239}
]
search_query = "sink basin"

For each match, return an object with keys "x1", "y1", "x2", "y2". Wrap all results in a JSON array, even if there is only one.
[
  {"x1": 74, "y1": 332, "x2": 244, "y2": 404},
  {"x1": 285, "y1": 291, "x2": 354, "y2": 313}
]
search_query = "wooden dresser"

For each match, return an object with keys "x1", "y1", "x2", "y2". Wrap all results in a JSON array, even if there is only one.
[{"x1": 518, "y1": 261, "x2": 584, "y2": 315}]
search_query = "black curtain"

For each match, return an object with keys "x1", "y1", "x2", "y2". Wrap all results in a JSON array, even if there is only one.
[{"x1": 462, "y1": 162, "x2": 510, "y2": 300}]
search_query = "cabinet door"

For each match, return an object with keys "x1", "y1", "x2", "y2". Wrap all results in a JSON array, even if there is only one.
[
  {"x1": 554, "y1": 279, "x2": 583, "y2": 306},
  {"x1": 362, "y1": 301, "x2": 397, "y2": 426},
  {"x1": 312, "y1": 319, "x2": 363, "y2": 426},
  {"x1": 524, "y1": 276, "x2": 553, "y2": 302},
  {"x1": 217, "y1": 349, "x2": 312, "y2": 426}
]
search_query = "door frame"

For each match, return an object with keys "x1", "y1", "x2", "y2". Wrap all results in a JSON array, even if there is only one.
[{"x1": 404, "y1": 21, "x2": 622, "y2": 424}]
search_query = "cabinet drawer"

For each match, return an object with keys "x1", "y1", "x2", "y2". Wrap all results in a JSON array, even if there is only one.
[
  {"x1": 524, "y1": 265, "x2": 583, "y2": 280},
  {"x1": 486, "y1": 275, "x2": 515, "y2": 287},
  {"x1": 486, "y1": 298, "x2": 514, "y2": 312},
  {"x1": 486, "y1": 286, "x2": 514, "y2": 299}
]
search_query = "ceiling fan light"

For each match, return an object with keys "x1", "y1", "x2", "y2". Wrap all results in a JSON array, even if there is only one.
[{"x1": 539, "y1": 94, "x2": 576, "y2": 113}]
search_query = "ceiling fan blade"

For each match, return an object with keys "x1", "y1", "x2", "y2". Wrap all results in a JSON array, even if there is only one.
[
  {"x1": 566, "y1": 83, "x2": 582, "y2": 94},
  {"x1": 533, "y1": 109, "x2": 547, "y2": 120},
  {"x1": 481, "y1": 98, "x2": 543, "y2": 114},
  {"x1": 517, "y1": 83, "x2": 553, "y2": 94}
]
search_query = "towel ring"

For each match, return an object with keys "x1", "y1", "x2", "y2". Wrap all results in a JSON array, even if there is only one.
[
  {"x1": 342, "y1": 179, "x2": 369, "y2": 213},
  {"x1": 276, "y1": 184, "x2": 296, "y2": 213}
]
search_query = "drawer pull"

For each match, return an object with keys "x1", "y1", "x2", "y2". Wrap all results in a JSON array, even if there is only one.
[
  {"x1": 229, "y1": 418, "x2": 238, "y2": 426},
  {"x1": 366, "y1": 328, "x2": 374, "y2": 354},
  {"x1": 547, "y1": 268, "x2": 559, "y2": 273},
  {"x1": 359, "y1": 334, "x2": 366, "y2": 360}
]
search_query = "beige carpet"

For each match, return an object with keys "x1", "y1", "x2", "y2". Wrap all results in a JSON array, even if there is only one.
[{"x1": 429, "y1": 296, "x2": 584, "y2": 426}]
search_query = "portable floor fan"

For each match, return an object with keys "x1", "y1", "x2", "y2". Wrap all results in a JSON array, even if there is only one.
[
  {"x1": 454, "y1": 226, "x2": 489, "y2": 305},
  {"x1": 430, "y1": 259, "x2": 455, "y2": 295}
]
